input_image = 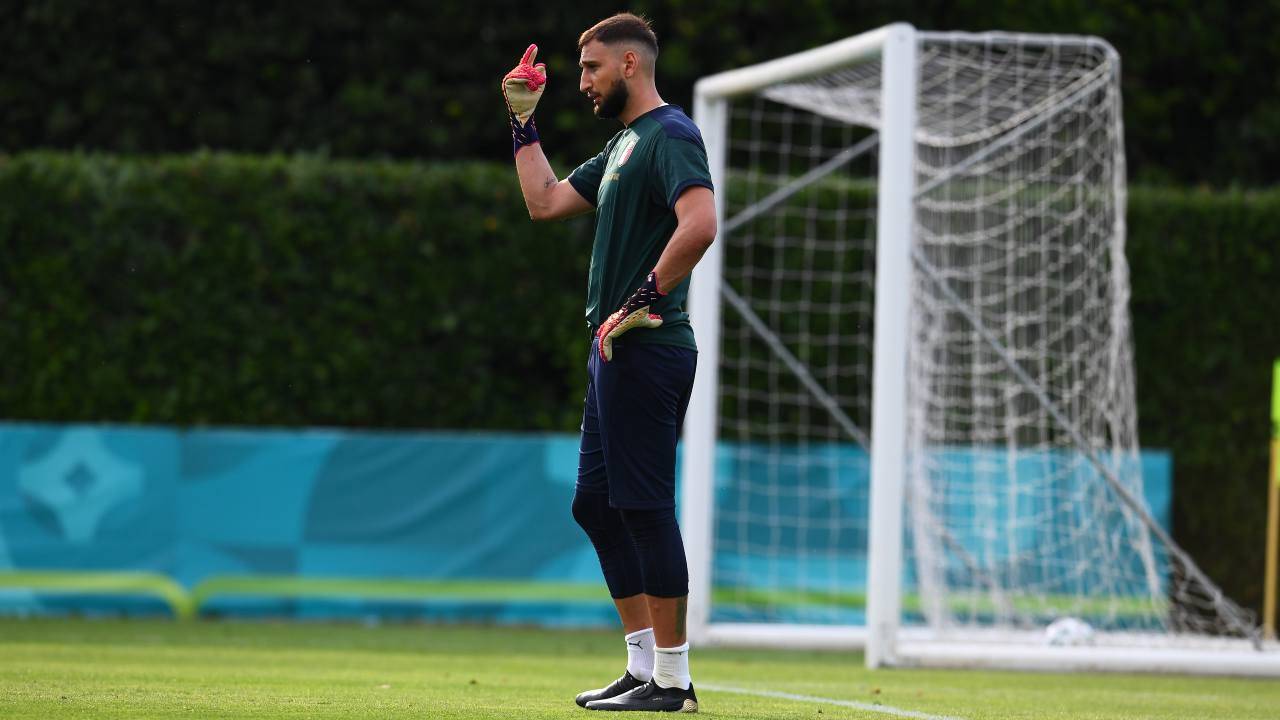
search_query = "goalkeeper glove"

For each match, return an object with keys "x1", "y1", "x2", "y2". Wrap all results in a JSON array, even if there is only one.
[
  {"x1": 502, "y1": 44, "x2": 547, "y2": 156},
  {"x1": 596, "y1": 271, "x2": 665, "y2": 362}
]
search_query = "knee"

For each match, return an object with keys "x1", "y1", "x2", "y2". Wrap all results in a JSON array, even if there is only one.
[{"x1": 572, "y1": 490, "x2": 614, "y2": 534}]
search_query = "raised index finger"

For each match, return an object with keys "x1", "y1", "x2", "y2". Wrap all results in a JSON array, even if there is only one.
[{"x1": 520, "y1": 44, "x2": 538, "y2": 66}]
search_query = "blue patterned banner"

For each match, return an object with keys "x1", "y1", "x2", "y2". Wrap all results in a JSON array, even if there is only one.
[{"x1": 0, "y1": 422, "x2": 1171, "y2": 625}]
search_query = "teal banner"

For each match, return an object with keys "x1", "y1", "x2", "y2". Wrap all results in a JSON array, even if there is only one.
[
  {"x1": 0, "y1": 424, "x2": 603, "y2": 622},
  {"x1": 0, "y1": 422, "x2": 1172, "y2": 625}
]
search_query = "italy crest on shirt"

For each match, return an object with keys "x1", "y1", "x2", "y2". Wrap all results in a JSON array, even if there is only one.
[{"x1": 617, "y1": 137, "x2": 638, "y2": 166}]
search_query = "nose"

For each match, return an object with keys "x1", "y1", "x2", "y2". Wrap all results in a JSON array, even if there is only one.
[{"x1": 579, "y1": 69, "x2": 590, "y2": 94}]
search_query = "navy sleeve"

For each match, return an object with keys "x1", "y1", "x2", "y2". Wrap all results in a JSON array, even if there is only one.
[{"x1": 652, "y1": 135, "x2": 714, "y2": 209}]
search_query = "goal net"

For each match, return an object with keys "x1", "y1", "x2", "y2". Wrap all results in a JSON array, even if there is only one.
[{"x1": 681, "y1": 24, "x2": 1278, "y2": 675}]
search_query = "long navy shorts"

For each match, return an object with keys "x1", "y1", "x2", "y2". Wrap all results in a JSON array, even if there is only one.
[{"x1": 577, "y1": 339, "x2": 698, "y2": 509}]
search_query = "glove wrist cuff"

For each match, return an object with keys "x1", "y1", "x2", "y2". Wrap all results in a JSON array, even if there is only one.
[
  {"x1": 644, "y1": 271, "x2": 666, "y2": 296},
  {"x1": 510, "y1": 113, "x2": 540, "y2": 157}
]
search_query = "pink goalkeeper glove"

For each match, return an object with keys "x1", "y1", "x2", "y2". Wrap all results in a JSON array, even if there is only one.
[
  {"x1": 596, "y1": 272, "x2": 665, "y2": 362},
  {"x1": 502, "y1": 44, "x2": 547, "y2": 156}
]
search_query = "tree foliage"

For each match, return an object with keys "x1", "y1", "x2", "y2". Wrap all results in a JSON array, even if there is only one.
[{"x1": 3, "y1": 1, "x2": 1278, "y2": 185}]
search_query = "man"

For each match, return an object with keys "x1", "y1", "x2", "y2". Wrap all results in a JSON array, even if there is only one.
[{"x1": 500, "y1": 12, "x2": 716, "y2": 714}]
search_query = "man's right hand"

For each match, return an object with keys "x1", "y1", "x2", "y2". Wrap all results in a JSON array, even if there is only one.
[{"x1": 502, "y1": 44, "x2": 547, "y2": 154}]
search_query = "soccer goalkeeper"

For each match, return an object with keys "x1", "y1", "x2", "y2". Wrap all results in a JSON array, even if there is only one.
[{"x1": 502, "y1": 12, "x2": 716, "y2": 714}]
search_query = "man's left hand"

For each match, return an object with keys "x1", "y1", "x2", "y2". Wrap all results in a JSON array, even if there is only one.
[{"x1": 596, "y1": 272, "x2": 665, "y2": 362}]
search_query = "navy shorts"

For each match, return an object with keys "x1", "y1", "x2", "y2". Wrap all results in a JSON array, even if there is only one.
[{"x1": 577, "y1": 339, "x2": 698, "y2": 509}]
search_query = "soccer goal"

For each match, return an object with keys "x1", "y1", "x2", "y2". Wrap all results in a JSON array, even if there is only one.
[{"x1": 681, "y1": 23, "x2": 1280, "y2": 676}]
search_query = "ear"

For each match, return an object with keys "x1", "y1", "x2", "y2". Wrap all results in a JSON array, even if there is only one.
[{"x1": 622, "y1": 49, "x2": 638, "y2": 78}]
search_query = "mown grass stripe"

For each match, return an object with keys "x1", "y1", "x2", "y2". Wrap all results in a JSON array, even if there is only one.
[{"x1": 702, "y1": 683, "x2": 966, "y2": 720}]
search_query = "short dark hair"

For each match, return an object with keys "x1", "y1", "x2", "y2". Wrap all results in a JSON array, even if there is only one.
[{"x1": 578, "y1": 12, "x2": 658, "y2": 58}]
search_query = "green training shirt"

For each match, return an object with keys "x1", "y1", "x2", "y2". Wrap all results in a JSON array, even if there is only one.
[{"x1": 567, "y1": 104, "x2": 713, "y2": 351}]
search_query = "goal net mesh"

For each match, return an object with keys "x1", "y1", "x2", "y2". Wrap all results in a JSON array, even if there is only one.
[{"x1": 708, "y1": 34, "x2": 1258, "y2": 642}]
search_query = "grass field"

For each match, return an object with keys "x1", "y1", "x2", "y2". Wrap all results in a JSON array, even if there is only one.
[{"x1": 2, "y1": 617, "x2": 1278, "y2": 719}]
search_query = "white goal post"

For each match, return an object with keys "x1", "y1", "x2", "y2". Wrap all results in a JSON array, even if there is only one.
[{"x1": 681, "y1": 23, "x2": 1280, "y2": 676}]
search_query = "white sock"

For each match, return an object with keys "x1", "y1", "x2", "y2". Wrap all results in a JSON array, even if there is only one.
[
  {"x1": 653, "y1": 642, "x2": 691, "y2": 690},
  {"x1": 625, "y1": 628, "x2": 655, "y2": 682}
]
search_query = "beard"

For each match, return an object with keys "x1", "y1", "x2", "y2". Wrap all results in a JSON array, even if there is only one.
[{"x1": 595, "y1": 78, "x2": 629, "y2": 119}]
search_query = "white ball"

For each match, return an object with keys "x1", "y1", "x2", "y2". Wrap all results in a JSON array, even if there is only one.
[{"x1": 1044, "y1": 617, "x2": 1095, "y2": 646}]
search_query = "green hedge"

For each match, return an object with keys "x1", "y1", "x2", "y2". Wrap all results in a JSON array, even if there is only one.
[
  {"x1": 0, "y1": 153, "x2": 594, "y2": 430},
  {"x1": 1126, "y1": 186, "x2": 1280, "y2": 616},
  {"x1": 0, "y1": 152, "x2": 1276, "y2": 615}
]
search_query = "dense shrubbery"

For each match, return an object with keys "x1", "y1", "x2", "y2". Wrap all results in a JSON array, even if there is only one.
[
  {"x1": 1126, "y1": 186, "x2": 1280, "y2": 615},
  {"x1": 1, "y1": 153, "x2": 1275, "y2": 611},
  {"x1": 0, "y1": 153, "x2": 594, "y2": 431}
]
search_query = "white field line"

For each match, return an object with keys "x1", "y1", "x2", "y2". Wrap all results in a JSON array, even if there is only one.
[{"x1": 700, "y1": 683, "x2": 966, "y2": 720}]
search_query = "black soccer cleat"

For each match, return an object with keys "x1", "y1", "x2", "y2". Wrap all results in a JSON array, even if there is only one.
[
  {"x1": 575, "y1": 671, "x2": 647, "y2": 708},
  {"x1": 585, "y1": 680, "x2": 698, "y2": 713}
]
